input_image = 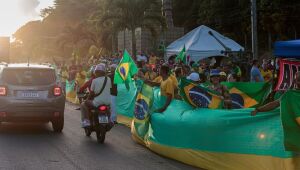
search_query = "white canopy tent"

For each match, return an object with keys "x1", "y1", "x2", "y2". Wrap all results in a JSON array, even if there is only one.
[{"x1": 166, "y1": 25, "x2": 244, "y2": 61}]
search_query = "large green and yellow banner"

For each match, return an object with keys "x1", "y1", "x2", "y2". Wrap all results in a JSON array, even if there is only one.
[{"x1": 116, "y1": 81, "x2": 300, "y2": 169}]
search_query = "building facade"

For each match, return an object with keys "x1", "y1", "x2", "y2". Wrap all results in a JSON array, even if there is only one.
[{"x1": 117, "y1": 0, "x2": 184, "y2": 56}]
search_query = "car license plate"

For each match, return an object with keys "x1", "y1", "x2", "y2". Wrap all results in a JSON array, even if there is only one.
[
  {"x1": 22, "y1": 92, "x2": 39, "y2": 98},
  {"x1": 98, "y1": 116, "x2": 109, "y2": 123}
]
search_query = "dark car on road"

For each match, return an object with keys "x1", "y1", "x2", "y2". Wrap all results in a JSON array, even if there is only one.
[{"x1": 0, "y1": 63, "x2": 65, "y2": 132}]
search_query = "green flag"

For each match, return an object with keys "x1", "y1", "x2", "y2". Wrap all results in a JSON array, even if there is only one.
[
  {"x1": 280, "y1": 90, "x2": 300, "y2": 152},
  {"x1": 158, "y1": 42, "x2": 166, "y2": 52},
  {"x1": 176, "y1": 45, "x2": 186, "y2": 64},
  {"x1": 114, "y1": 50, "x2": 138, "y2": 85}
]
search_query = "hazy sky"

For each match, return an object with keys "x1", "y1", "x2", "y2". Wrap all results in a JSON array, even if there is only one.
[{"x1": 0, "y1": 0, "x2": 54, "y2": 37}]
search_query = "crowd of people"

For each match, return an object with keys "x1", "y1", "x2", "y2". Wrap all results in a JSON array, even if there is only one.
[
  {"x1": 132, "y1": 53, "x2": 277, "y2": 112},
  {"x1": 52, "y1": 52, "x2": 278, "y2": 125}
]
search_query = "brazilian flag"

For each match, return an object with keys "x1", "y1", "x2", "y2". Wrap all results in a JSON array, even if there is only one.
[
  {"x1": 222, "y1": 82, "x2": 272, "y2": 109},
  {"x1": 134, "y1": 83, "x2": 154, "y2": 121},
  {"x1": 180, "y1": 78, "x2": 223, "y2": 109},
  {"x1": 180, "y1": 78, "x2": 272, "y2": 109},
  {"x1": 114, "y1": 50, "x2": 138, "y2": 85},
  {"x1": 134, "y1": 83, "x2": 154, "y2": 139}
]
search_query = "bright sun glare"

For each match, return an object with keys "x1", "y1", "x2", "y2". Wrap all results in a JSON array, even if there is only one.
[{"x1": 0, "y1": 0, "x2": 53, "y2": 37}]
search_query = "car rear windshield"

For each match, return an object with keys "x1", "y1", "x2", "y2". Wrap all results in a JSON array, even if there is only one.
[{"x1": 2, "y1": 68, "x2": 56, "y2": 86}]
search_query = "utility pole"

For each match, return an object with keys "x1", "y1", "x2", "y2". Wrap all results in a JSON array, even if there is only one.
[{"x1": 251, "y1": 0, "x2": 258, "y2": 59}]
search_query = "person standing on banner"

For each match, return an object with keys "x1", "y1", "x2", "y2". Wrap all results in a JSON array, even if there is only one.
[{"x1": 108, "y1": 64, "x2": 118, "y2": 123}]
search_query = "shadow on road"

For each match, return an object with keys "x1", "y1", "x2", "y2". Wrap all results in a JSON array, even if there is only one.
[{"x1": 0, "y1": 123, "x2": 55, "y2": 135}]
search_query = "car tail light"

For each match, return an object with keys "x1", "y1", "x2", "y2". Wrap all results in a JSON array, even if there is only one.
[
  {"x1": 53, "y1": 112, "x2": 60, "y2": 117},
  {"x1": 98, "y1": 106, "x2": 108, "y2": 111},
  {"x1": 0, "y1": 112, "x2": 7, "y2": 117},
  {"x1": 0, "y1": 86, "x2": 7, "y2": 96},
  {"x1": 54, "y1": 87, "x2": 61, "y2": 96}
]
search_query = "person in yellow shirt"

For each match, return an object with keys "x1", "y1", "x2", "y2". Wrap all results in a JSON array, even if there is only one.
[
  {"x1": 152, "y1": 72, "x2": 178, "y2": 89},
  {"x1": 144, "y1": 66, "x2": 157, "y2": 81},
  {"x1": 152, "y1": 69, "x2": 179, "y2": 98},
  {"x1": 149, "y1": 54, "x2": 157, "y2": 65},
  {"x1": 146, "y1": 65, "x2": 174, "y2": 113},
  {"x1": 76, "y1": 66, "x2": 87, "y2": 89}
]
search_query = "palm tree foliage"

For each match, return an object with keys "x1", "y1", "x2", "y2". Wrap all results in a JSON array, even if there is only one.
[
  {"x1": 96, "y1": 0, "x2": 166, "y2": 57},
  {"x1": 12, "y1": 0, "x2": 300, "y2": 61}
]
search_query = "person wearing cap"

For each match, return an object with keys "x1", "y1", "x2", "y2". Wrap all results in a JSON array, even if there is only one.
[
  {"x1": 208, "y1": 69, "x2": 232, "y2": 109},
  {"x1": 187, "y1": 72, "x2": 200, "y2": 84},
  {"x1": 80, "y1": 64, "x2": 112, "y2": 127}
]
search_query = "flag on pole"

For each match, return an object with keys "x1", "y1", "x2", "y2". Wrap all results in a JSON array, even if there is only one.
[
  {"x1": 158, "y1": 41, "x2": 166, "y2": 52},
  {"x1": 176, "y1": 45, "x2": 187, "y2": 64},
  {"x1": 114, "y1": 50, "x2": 138, "y2": 87}
]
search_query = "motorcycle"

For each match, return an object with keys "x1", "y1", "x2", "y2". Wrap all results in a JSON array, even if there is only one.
[{"x1": 84, "y1": 104, "x2": 114, "y2": 143}]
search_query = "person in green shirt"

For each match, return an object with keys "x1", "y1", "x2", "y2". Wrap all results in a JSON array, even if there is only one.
[
  {"x1": 232, "y1": 62, "x2": 242, "y2": 80},
  {"x1": 251, "y1": 72, "x2": 300, "y2": 126}
]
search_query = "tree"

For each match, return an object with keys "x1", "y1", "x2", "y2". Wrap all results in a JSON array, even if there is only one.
[{"x1": 99, "y1": 0, "x2": 166, "y2": 57}]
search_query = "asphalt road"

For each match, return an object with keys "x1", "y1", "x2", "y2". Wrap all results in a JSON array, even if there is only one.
[{"x1": 0, "y1": 103, "x2": 198, "y2": 170}]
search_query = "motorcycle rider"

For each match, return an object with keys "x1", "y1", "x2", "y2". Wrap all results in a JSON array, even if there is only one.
[{"x1": 81, "y1": 64, "x2": 112, "y2": 127}]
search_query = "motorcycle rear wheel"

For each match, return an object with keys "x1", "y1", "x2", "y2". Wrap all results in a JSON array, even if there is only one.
[{"x1": 96, "y1": 129, "x2": 106, "y2": 143}]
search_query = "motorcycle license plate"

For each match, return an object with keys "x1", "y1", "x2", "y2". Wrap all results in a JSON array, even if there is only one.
[{"x1": 98, "y1": 116, "x2": 109, "y2": 123}]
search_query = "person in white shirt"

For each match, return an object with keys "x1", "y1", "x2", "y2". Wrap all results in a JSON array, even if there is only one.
[
  {"x1": 137, "y1": 53, "x2": 147, "y2": 63},
  {"x1": 80, "y1": 64, "x2": 112, "y2": 127}
]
